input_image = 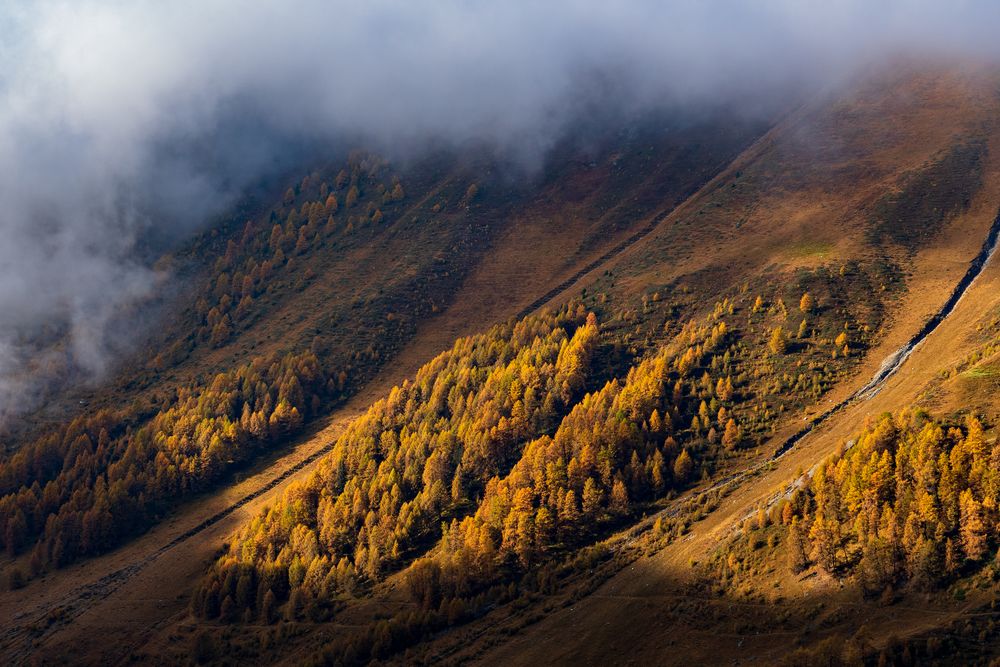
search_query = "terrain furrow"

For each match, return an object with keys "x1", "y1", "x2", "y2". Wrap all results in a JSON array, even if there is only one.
[{"x1": 660, "y1": 209, "x2": 1000, "y2": 535}]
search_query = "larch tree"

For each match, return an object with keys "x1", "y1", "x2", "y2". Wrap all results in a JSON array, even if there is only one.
[
  {"x1": 799, "y1": 292, "x2": 815, "y2": 313},
  {"x1": 722, "y1": 418, "x2": 741, "y2": 450},
  {"x1": 673, "y1": 449, "x2": 694, "y2": 483},
  {"x1": 959, "y1": 489, "x2": 987, "y2": 561},
  {"x1": 582, "y1": 478, "x2": 603, "y2": 518},
  {"x1": 610, "y1": 479, "x2": 629, "y2": 516},
  {"x1": 768, "y1": 327, "x2": 787, "y2": 355}
]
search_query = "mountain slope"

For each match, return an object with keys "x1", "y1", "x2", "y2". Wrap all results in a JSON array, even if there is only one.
[
  {"x1": 0, "y1": 110, "x2": 771, "y2": 663},
  {"x1": 5, "y1": 61, "x2": 1000, "y2": 666},
  {"x1": 411, "y1": 62, "x2": 1000, "y2": 667}
]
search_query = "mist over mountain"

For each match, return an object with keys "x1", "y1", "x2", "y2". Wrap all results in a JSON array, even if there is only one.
[
  {"x1": 1, "y1": 0, "x2": 1000, "y2": 425},
  {"x1": 9, "y1": 4, "x2": 1000, "y2": 665}
]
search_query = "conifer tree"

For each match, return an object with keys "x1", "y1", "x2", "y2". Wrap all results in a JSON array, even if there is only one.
[
  {"x1": 610, "y1": 480, "x2": 629, "y2": 516},
  {"x1": 673, "y1": 449, "x2": 694, "y2": 483},
  {"x1": 722, "y1": 418, "x2": 741, "y2": 450},
  {"x1": 799, "y1": 292, "x2": 815, "y2": 313},
  {"x1": 582, "y1": 478, "x2": 603, "y2": 518},
  {"x1": 769, "y1": 327, "x2": 787, "y2": 355},
  {"x1": 959, "y1": 489, "x2": 987, "y2": 561}
]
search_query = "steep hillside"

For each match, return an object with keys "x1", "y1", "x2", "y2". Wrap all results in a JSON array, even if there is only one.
[
  {"x1": 0, "y1": 113, "x2": 766, "y2": 578},
  {"x1": 60, "y1": 62, "x2": 998, "y2": 666},
  {"x1": 5, "y1": 61, "x2": 1000, "y2": 667},
  {"x1": 409, "y1": 63, "x2": 1000, "y2": 667},
  {"x1": 0, "y1": 110, "x2": 771, "y2": 662}
]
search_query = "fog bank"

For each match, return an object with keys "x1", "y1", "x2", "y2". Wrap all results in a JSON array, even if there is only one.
[{"x1": 1, "y1": 0, "x2": 998, "y2": 426}]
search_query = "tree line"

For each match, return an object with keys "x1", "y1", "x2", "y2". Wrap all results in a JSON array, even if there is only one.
[
  {"x1": 192, "y1": 156, "x2": 405, "y2": 349},
  {"x1": 735, "y1": 409, "x2": 999, "y2": 595},
  {"x1": 0, "y1": 349, "x2": 331, "y2": 571},
  {"x1": 192, "y1": 297, "x2": 783, "y2": 623},
  {"x1": 193, "y1": 304, "x2": 601, "y2": 620},
  {"x1": 187, "y1": 265, "x2": 895, "y2": 666},
  {"x1": 0, "y1": 154, "x2": 410, "y2": 573}
]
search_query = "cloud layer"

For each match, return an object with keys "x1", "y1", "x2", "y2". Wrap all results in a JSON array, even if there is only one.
[{"x1": 0, "y1": 0, "x2": 998, "y2": 427}]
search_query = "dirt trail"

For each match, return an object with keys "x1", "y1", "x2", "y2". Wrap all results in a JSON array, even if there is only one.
[{"x1": 661, "y1": 208, "x2": 1000, "y2": 541}]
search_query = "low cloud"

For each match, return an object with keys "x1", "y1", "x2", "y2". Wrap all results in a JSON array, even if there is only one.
[{"x1": 0, "y1": 0, "x2": 998, "y2": 426}]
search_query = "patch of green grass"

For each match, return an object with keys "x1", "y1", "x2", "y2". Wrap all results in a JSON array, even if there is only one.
[
  {"x1": 788, "y1": 242, "x2": 833, "y2": 258},
  {"x1": 960, "y1": 363, "x2": 1000, "y2": 380}
]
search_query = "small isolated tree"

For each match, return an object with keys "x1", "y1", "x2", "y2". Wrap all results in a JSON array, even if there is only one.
[
  {"x1": 799, "y1": 292, "x2": 815, "y2": 313},
  {"x1": 722, "y1": 418, "x2": 741, "y2": 450},
  {"x1": 769, "y1": 326, "x2": 787, "y2": 355}
]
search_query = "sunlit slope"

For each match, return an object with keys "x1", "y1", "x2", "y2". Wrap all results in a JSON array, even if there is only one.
[
  {"x1": 451, "y1": 63, "x2": 1000, "y2": 667},
  {"x1": 0, "y1": 112, "x2": 768, "y2": 577}
]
